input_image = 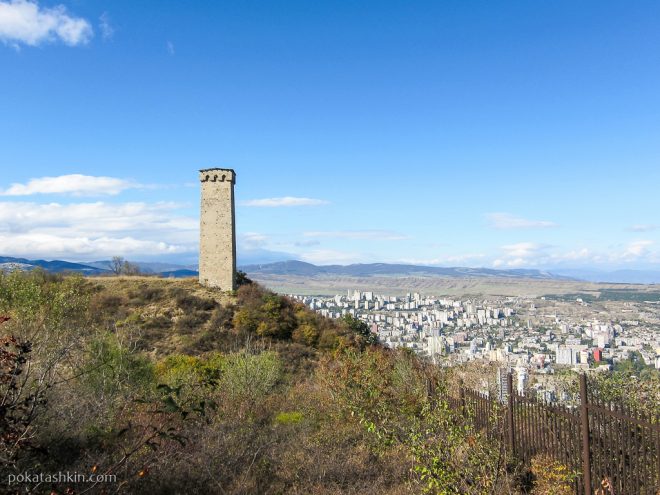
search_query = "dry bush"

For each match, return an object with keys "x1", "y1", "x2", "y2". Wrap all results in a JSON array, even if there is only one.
[
  {"x1": 175, "y1": 311, "x2": 210, "y2": 335},
  {"x1": 529, "y1": 454, "x2": 577, "y2": 495},
  {"x1": 171, "y1": 288, "x2": 217, "y2": 312}
]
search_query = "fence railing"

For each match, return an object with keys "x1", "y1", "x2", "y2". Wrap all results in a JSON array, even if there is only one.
[{"x1": 437, "y1": 373, "x2": 660, "y2": 495}]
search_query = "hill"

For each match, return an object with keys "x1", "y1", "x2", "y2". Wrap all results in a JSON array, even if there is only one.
[
  {"x1": 1, "y1": 271, "x2": 656, "y2": 494},
  {"x1": 0, "y1": 271, "x2": 515, "y2": 494},
  {"x1": 0, "y1": 255, "x2": 108, "y2": 274}
]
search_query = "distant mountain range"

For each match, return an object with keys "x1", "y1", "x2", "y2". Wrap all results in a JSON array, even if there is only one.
[
  {"x1": 240, "y1": 260, "x2": 572, "y2": 280},
  {"x1": 0, "y1": 256, "x2": 197, "y2": 278},
  {"x1": 0, "y1": 256, "x2": 109, "y2": 274},
  {"x1": 2, "y1": 256, "x2": 660, "y2": 284},
  {"x1": 549, "y1": 268, "x2": 660, "y2": 284}
]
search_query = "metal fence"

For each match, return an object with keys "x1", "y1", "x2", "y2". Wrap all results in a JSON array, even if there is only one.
[{"x1": 439, "y1": 373, "x2": 660, "y2": 495}]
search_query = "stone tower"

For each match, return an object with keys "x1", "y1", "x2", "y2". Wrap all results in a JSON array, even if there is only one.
[{"x1": 199, "y1": 168, "x2": 236, "y2": 290}]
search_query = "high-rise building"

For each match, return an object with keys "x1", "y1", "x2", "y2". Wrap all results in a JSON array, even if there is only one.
[{"x1": 556, "y1": 346, "x2": 576, "y2": 365}]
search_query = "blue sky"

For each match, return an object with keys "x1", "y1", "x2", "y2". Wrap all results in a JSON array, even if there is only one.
[{"x1": 1, "y1": 0, "x2": 659, "y2": 269}]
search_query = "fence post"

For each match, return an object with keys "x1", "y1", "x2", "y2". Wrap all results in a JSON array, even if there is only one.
[
  {"x1": 458, "y1": 378, "x2": 465, "y2": 413},
  {"x1": 426, "y1": 376, "x2": 436, "y2": 410},
  {"x1": 507, "y1": 372, "x2": 515, "y2": 457},
  {"x1": 579, "y1": 373, "x2": 591, "y2": 495}
]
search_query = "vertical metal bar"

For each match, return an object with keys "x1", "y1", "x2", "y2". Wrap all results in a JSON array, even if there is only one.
[
  {"x1": 535, "y1": 400, "x2": 542, "y2": 458},
  {"x1": 579, "y1": 373, "x2": 591, "y2": 495},
  {"x1": 641, "y1": 409, "x2": 648, "y2": 495},
  {"x1": 507, "y1": 372, "x2": 515, "y2": 458},
  {"x1": 531, "y1": 399, "x2": 537, "y2": 458},
  {"x1": 623, "y1": 403, "x2": 628, "y2": 494},
  {"x1": 459, "y1": 379, "x2": 465, "y2": 416},
  {"x1": 619, "y1": 402, "x2": 626, "y2": 493},
  {"x1": 655, "y1": 412, "x2": 660, "y2": 495},
  {"x1": 575, "y1": 402, "x2": 584, "y2": 495}
]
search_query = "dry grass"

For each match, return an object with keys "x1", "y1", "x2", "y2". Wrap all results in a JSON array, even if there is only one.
[
  {"x1": 89, "y1": 276, "x2": 236, "y2": 306},
  {"x1": 87, "y1": 276, "x2": 237, "y2": 356}
]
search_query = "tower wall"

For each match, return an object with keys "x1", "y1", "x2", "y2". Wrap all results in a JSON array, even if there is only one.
[{"x1": 199, "y1": 168, "x2": 236, "y2": 290}]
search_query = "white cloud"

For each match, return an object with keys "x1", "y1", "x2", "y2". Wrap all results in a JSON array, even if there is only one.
[
  {"x1": 620, "y1": 240, "x2": 654, "y2": 259},
  {"x1": 560, "y1": 248, "x2": 594, "y2": 261},
  {"x1": 627, "y1": 224, "x2": 659, "y2": 232},
  {"x1": 0, "y1": 200, "x2": 197, "y2": 259},
  {"x1": 0, "y1": 201, "x2": 197, "y2": 233},
  {"x1": 0, "y1": 0, "x2": 92, "y2": 47},
  {"x1": 0, "y1": 233, "x2": 188, "y2": 259},
  {"x1": 99, "y1": 11, "x2": 113, "y2": 40},
  {"x1": 399, "y1": 254, "x2": 486, "y2": 266},
  {"x1": 493, "y1": 242, "x2": 551, "y2": 268},
  {"x1": 0, "y1": 174, "x2": 138, "y2": 196},
  {"x1": 486, "y1": 213, "x2": 558, "y2": 229},
  {"x1": 492, "y1": 240, "x2": 660, "y2": 268},
  {"x1": 303, "y1": 230, "x2": 409, "y2": 241},
  {"x1": 240, "y1": 197, "x2": 329, "y2": 207},
  {"x1": 500, "y1": 242, "x2": 549, "y2": 258}
]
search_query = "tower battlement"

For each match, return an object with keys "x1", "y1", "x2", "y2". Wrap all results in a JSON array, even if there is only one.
[
  {"x1": 199, "y1": 167, "x2": 237, "y2": 290},
  {"x1": 199, "y1": 168, "x2": 236, "y2": 183}
]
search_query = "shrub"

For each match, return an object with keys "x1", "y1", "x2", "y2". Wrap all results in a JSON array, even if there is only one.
[
  {"x1": 233, "y1": 290, "x2": 297, "y2": 341},
  {"x1": 274, "y1": 411, "x2": 303, "y2": 425},
  {"x1": 173, "y1": 291, "x2": 217, "y2": 312},
  {"x1": 220, "y1": 350, "x2": 282, "y2": 419},
  {"x1": 0, "y1": 269, "x2": 89, "y2": 327},
  {"x1": 530, "y1": 454, "x2": 577, "y2": 495},
  {"x1": 82, "y1": 333, "x2": 155, "y2": 397},
  {"x1": 142, "y1": 314, "x2": 173, "y2": 330},
  {"x1": 209, "y1": 304, "x2": 234, "y2": 330},
  {"x1": 292, "y1": 323, "x2": 320, "y2": 347},
  {"x1": 175, "y1": 311, "x2": 210, "y2": 334},
  {"x1": 128, "y1": 284, "x2": 164, "y2": 305},
  {"x1": 156, "y1": 352, "x2": 225, "y2": 388}
]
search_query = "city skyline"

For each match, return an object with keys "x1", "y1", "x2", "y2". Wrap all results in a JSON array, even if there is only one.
[{"x1": 1, "y1": 0, "x2": 660, "y2": 270}]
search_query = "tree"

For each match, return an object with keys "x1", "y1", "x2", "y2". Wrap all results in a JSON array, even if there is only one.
[
  {"x1": 110, "y1": 256, "x2": 124, "y2": 275},
  {"x1": 109, "y1": 256, "x2": 140, "y2": 276},
  {"x1": 122, "y1": 260, "x2": 141, "y2": 276},
  {"x1": 341, "y1": 314, "x2": 378, "y2": 345},
  {"x1": 235, "y1": 270, "x2": 252, "y2": 287}
]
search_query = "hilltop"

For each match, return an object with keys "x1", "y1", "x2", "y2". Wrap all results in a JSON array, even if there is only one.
[{"x1": 0, "y1": 270, "x2": 518, "y2": 494}]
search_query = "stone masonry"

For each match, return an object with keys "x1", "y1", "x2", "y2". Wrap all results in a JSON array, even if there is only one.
[{"x1": 199, "y1": 168, "x2": 236, "y2": 290}]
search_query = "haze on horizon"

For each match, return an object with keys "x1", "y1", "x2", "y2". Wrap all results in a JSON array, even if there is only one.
[{"x1": 1, "y1": 0, "x2": 659, "y2": 273}]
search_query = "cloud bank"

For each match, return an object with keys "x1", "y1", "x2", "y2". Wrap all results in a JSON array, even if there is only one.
[
  {"x1": 0, "y1": 174, "x2": 139, "y2": 196},
  {"x1": 0, "y1": 201, "x2": 196, "y2": 259}
]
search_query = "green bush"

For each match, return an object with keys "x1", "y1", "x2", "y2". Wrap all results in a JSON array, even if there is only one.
[
  {"x1": 274, "y1": 411, "x2": 303, "y2": 425},
  {"x1": 82, "y1": 333, "x2": 155, "y2": 397}
]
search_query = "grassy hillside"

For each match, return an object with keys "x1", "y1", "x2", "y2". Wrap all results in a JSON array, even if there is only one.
[{"x1": 0, "y1": 270, "x2": 573, "y2": 494}]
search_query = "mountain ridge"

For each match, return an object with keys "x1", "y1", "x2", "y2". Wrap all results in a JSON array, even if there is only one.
[
  {"x1": 240, "y1": 260, "x2": 574, "y2": 280},
  {"x1": 3, "y1": 256, "x2": 660, "y2": 283}
]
